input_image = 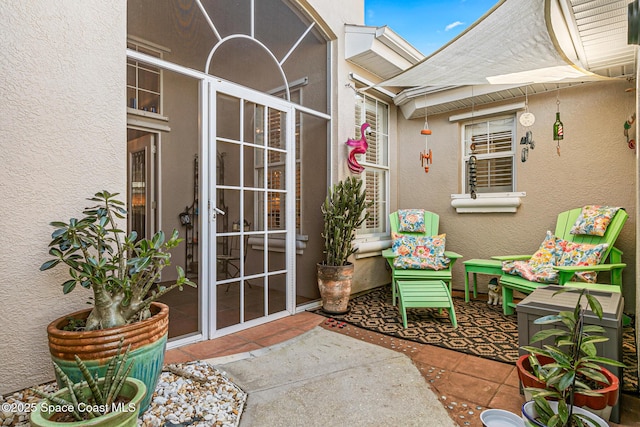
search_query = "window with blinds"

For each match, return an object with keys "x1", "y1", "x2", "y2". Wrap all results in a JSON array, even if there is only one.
[
  {"x1": 463, "y1": 116, "x2": 515, "y2": 194},
  {"x1": 355, "y1": 94, "x2": 389, "y2": 236}
]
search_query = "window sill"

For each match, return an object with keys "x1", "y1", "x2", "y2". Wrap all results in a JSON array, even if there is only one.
[
  {"x1": 450, "y1": 192, "x2": 525, "y2": 213},
  {"x1": 354, "y1": 238, "x2": 392, "y2": 259},
  {"x1": 248, "y1": 234, "x2": 308, "y2": 254}
]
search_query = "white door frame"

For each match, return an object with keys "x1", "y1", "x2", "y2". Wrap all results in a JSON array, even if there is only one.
[{"x1": 204, "y1": 77, "x2": 297, "y2": 338}]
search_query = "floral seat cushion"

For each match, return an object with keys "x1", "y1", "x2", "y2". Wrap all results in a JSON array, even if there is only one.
[
  {"x1": 391, "y1": 232, "x2": 450, "y2": 270},
  {"x1": 570, "y1": 205, "x2": 621, "y2": 237},
  {"x1": 502, "y1": 231, "x2": 608, "y2": 283}
]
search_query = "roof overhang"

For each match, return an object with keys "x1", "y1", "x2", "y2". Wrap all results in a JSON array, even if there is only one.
[
  {"x1": 345, "y1": 24, "x2": 425, "y2": 80},
  {"x1": 380, "y1": 0, "x2": 637, "y2": 118}
]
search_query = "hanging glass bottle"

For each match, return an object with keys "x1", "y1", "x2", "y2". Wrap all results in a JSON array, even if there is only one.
[{"x1": 553, "y1": 111, "x2": 563, "y2": 141}]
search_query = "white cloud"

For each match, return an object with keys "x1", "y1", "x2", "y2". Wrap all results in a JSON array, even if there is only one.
[{"x1": 445, "y1": 21, "x2": 464, "y2": 31}]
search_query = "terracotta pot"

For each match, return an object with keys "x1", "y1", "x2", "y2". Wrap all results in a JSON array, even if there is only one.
[
  {"x1": 47, "y1": 302, "x2": 168, "y2": 413},
  {"x1": 30, "y1": 377, "x2": 146, "y2": 427},
  {"x1": 517, "y1": 354, "x2": 619, "y2": 421},
  {"x1": 317, "y1": 262, "x2": 353, "y2": 314},
  {"x1": 521, "y1": 400, "x2": 608, "y2": 427}
]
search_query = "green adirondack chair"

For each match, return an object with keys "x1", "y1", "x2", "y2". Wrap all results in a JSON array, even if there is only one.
[
  {"x1": 493, "y1": 207, "x2": 628, "y2": 315},
  {"x1": 382, "y1": 211, "x2": 463, "y2": 306}
]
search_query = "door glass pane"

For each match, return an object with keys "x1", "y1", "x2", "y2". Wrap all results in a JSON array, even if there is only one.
[
  {"x1": 216, "y1": 141, "x2": 241, "y2": 187},
  {"x1": 217, "y1": 281, "x2": 240, "y2": 329},
  {"x1": 244, "y1": 277, "x2": 265, "y2": 322},
  {"x1": 268, "y1": 274, "x2": 287, "y2": 315}
]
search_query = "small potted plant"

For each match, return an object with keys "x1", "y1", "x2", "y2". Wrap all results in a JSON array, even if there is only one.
[
  {"x1": 317, "y1": 176, "x2": 371, "y2": 314},
  {"x1": 519, "y1": 288, "x2": 625, "y2": 427},
  {"x1": 41, "y1": 191, "x2": 196, "y2": 412},
  {"x1": 30, "y1": 341, "x2": 146, "y2": 427}
]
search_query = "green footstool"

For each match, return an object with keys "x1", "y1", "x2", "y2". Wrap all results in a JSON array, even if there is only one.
[{"x1": 395, "y1": 280, "x2": 457, "y2": 328}]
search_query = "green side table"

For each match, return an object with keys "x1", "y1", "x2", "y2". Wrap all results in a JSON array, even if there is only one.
[{"x1": 463, "y1": 259, "x2": 504, "y2": 302}]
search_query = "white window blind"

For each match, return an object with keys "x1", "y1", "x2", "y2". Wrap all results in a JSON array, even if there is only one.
[{"x1": 463, "y1": 116, "x2": 515, "y2": 194}]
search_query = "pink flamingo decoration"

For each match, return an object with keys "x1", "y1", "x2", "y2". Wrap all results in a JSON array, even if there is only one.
[{"x1": 346, "y1": 123, "x2": 370, "y2": 174}]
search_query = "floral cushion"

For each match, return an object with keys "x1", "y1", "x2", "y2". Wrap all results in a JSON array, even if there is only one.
[
  {"x1": 502, "y1": 260, "x2": 558, "y2": 284},
  {"x1": 397, "y1": 209, "x2": 426, "y2": 233},
  {"x1": 570, "y1": 205, "x2": 620, "y2": 237},
  {"x1": 528, "y1": 231, "x2": 558, "y2": 267},
  {"x1": 555, "y1": 239, "x2": 609, "y2": 283},
  {"x1": 391, "y1": 232, "x2": 450, "y2": 270}
]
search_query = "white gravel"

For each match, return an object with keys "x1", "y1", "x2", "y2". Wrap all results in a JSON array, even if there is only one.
[{"x1": 0, "y1": 361, "x2": 247, "y2": 427}]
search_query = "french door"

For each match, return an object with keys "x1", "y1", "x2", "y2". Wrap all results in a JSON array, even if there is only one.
[{"x1": 206, "y1": 79, "x2": 296, "y2": 336}]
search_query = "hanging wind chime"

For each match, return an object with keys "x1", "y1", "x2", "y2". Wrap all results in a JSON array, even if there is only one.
[
  {"x1": 553, "y1": 90, "x2": 564, "y2": 156},
  {"x1": 519, "y1": 86, "x2": 536, "y2": 162},
  {"x1": 468, "y1": 92, "x2": 478, "y2": 199},
  {"x1": 420, "y1": 104, "x2": 433, "y2": 173}
]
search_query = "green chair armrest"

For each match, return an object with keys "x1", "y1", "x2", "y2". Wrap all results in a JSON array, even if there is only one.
[
  {"x1": 381, "y1": 248, "x2": 395, "y2": 259},
  {"x1": 554, "y1": 263, "x2": 626, "y2": 286},
  {"x1": 445, "y1": 251, "x2": 463, "y2": 259},
  {"x1": 491, "y1": 255, "x2": 532, "y2": 261},
  {"x1": 553, "y1": 263, "x2": 627, "y2": 273}
]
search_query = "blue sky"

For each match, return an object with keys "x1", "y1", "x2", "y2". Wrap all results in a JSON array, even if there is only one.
[{"x1": 364, "y1": 0, "x2": 499, "y2": 56}]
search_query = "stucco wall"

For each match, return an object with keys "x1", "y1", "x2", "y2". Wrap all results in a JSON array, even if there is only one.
[
  {"x1": 396, "y1": 80, "x2": 637, "y2": 310},
  {"x1": 0, "y1": 1, "x2": 126, "y2": 394}
]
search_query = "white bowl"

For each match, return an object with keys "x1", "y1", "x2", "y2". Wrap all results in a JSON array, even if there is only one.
[{"x1": 480, "y1": 408, "x2": 525, "y2": 427}]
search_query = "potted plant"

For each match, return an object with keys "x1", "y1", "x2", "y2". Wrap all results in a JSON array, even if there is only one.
[
  {"x1": 317, "y1": 176, "x2": 371, "y2": 314},
  {"x1": 41, "y1": 191, "x2": 196, "y2": 412},
  {"x1": 518, "y1": 288, "x2": 625, "y2": 426},
  {"x1": 30, "y1": 341, "x2": 146, "y2": 427}
]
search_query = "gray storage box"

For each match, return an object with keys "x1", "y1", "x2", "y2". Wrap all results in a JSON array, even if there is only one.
[{"x1": 516, "y1": 285, "x2": 623, "y2": 423}]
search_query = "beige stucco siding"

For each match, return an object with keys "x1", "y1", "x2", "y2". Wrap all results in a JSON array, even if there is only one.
[
  {"x1": 0, "y1": 1, "x2": 127, "y2": 394},
  {"x1": 396, "y1": 80, "x2": 636, "y2": 310}
]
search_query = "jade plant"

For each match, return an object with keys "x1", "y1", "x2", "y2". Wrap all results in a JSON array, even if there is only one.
[
  {"x1": 522, "y1": 288, "x2": 625, "y2": 427},
  {"x1": 32, "y1": 341, "x2": 137, "y2": 421},
  {"x1": 41, "y1": 191, "x2": 196, "y2": 330},
  {"x1": 320, "y1": 176, "x2": 371, "y2": 266}
]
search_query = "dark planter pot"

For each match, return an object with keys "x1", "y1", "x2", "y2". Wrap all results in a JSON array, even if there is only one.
[
  {"x1": 47, "y1": 302, "x2": 168, "y2": 413},
  {"x1": 516, "y1": 354, "x2": 619, "y2": 421},
  {"x1": 29, "y1": 377, "x2": 146, "y2": 427},
  {"x1": 317, "y1": 262, "x2": 354, "y2": 314}
]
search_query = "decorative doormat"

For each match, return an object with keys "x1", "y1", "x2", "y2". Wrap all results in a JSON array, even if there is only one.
[{"x1": 312, "y1": 285, "x2": 639, "y2": 394}]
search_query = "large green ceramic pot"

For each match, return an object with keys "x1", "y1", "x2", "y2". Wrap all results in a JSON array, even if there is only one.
[
  {"x1": 47, "y1": 303, "x2": 168, "y2": 413},
  {"x1": 29, "y1": 377, "x2": 146, "y2": 427}
]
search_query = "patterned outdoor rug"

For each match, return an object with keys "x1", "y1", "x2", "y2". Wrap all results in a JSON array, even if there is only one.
[{"x1": 312, "y1": 284, "x2": 639, "y2": 394}]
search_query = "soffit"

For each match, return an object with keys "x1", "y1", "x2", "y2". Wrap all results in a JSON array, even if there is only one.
[{"x1": 345, "y1": 24, "x2": 425, "y2": 79}]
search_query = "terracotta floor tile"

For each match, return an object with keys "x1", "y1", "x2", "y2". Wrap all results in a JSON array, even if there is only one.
[
  {"x1": 504, "y1": 366, "x2": 521, "y2": 389},
  {"x1": 430, "y1": 370, "x2": 500, "y2": 407},
  {"x1": 488, "y1": 384, "x2": 525, "y2": 415},
  {"x1": 234, "y1": 319, "x2": 294, "y2": 341},
  {"x1": 454, "y1": 354, "x2": 513, "y2": 383},
  {"x1": 180, "y1": 334, "x2": 252, "y2": 359},
  {"x1": 163, "y1": 348, "x2": 195, "y2": 365},
  {"x1": 411, "y1": 344, "x2": 466, "y2": 371}
]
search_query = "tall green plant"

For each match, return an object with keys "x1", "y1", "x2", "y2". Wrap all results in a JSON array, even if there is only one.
[
  {"x1": 32, "y1": 340, "x2": 136, "y2": 421},
  {"x1": 522, "y1": 288, "x2": 625, "y2": 427},
  {"x1": 321, "y1": 177, "x2": 371, "y2": 266},
  {"x1": 41, "y1": 191, "x2": 196, "y2": 330}
]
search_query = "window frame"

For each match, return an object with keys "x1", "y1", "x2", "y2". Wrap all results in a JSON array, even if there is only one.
[
  {"x1": 450, "y1": 109, "x2": 525, "y2": 213},
  {"x1": 461, "y1": 114, "x2": 516, "y2": 195},
  {"x1": 353, "y1": 92, "x2": 390, "y2": 253}
]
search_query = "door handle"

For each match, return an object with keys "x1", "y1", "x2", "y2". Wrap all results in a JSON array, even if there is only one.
[{"x1": 211, "y1": 206, "x2": 226, "y2": 222}]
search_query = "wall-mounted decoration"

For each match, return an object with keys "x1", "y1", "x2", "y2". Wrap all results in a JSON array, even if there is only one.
[
  {"x1": 553, "y1": 90, "x2": 564, "y2": 156},
  {"x1": 624, "y1": 113, "x2": 636, "y2": 149},
  {"x1": 346, "y1": 122, "x2": 369, "y2": 174},
  {"x1": 420, "y1": 109, "x2": 433, "y2": 173},
  {"x1": 519, "y1": 88, "x2": 535, "y2": 162}
]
